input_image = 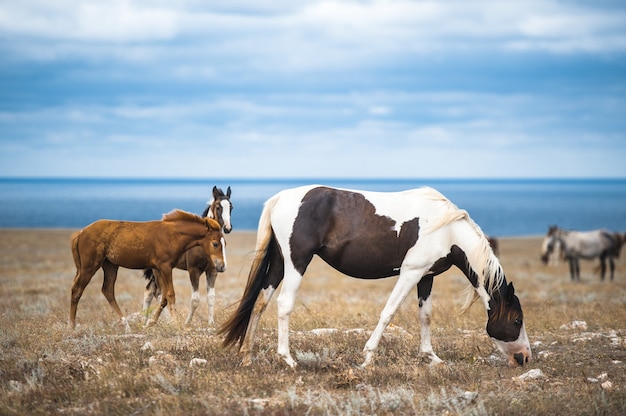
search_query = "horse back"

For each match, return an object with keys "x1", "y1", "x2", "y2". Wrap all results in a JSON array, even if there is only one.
[
  {"x1": 278, "y1": 186, "x2": 424, "y2": 278},
  {"x1": 76, "y1": 219, "x2": 169, "y2": 269}
]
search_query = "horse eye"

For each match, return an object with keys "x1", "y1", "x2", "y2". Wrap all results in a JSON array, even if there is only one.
[
  {"x1": 213, "y1": 241, "x2": 220, "y2": 248},
  {"x1": 514, "y1": 318, "x2": 522, "y2": 326}
]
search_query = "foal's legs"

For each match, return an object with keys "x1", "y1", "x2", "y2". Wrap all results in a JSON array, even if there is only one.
[
  {"x1": 205, "y1": 268, "x2": 218, "y2": 325},
  {"x1": 145, "y1": 268, "x2": 177, "y2": 326},
  {"x1": 69, "y1": 264, "x2": 101, "y2": 329},
  {"x1": 101, "y1": 261, "x2": 131, "y2": 333},
  {"x1": 185, "y1": 266, "x2": 202, "y2": 325}
]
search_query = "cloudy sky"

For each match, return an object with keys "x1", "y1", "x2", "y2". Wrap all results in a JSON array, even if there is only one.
[{"x1": 1, "y1": 0, "x2": 625, "y2": 179}]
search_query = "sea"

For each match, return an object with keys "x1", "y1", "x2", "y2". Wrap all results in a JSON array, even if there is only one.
[{"x1": 1, "y1": 178, "x2": 625, "y2": 237}]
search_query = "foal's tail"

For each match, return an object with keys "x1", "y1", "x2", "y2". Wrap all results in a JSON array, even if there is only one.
[
  {"x1": 218, "y1": 195, "x2": 281, "y2": 349},
  {"x1": 143, "y1": 269, "x2": 160, "y2": 297}
]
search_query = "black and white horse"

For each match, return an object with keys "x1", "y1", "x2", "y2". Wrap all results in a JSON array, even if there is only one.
[
  {"x1": 219, "y1": 185, "x2": 531, "y2": 368},
  {"x1": 541, "y1": 225, "x2": 623, "y2": 281},
  {"x1": 143, "y1": 186, "x2": 232, "y2": 325}
]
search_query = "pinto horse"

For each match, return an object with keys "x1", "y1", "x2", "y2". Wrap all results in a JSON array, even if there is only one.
[
  {"x1": 541, "y1": 225, "x2": 622, "y2": 281},
  {"x1": 219, "y1": 185, "x2": 531, "y2": 368},
  {"x1": 143, "y1": 186, "x2": 233, "y2": 325},
  {"x1": 69, "y1": 210, "x2": 226, "y2": 331}
]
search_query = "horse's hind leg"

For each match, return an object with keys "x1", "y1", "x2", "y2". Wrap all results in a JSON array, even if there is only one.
[
  {"x1": 275, "y1": 264, "x2": 306, "y2": 368},
  {"x1": 69, "y1": 266, "x2": 100, "y2": 329},
  {"x1": 185, "y1": 267, "x2": 202, "y2": 325},
  {"x1": 102, "y1": 261, "x2": 131, "y2": 333},
  {"x1": 609, "y1": 257, "x2": 615, "y2": 281}
]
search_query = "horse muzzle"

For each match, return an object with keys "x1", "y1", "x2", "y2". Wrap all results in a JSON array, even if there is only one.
[
  {"x1": 214, "y1": 259, "x2": 226, "y2": 273},
  {"x1": 513, "y1": 352, "x2": 529, "y2": 366}
]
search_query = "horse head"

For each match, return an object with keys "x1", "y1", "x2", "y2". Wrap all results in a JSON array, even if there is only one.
[
  {"x1": 205, "y1": 186, "x2": 233, "y2": 234},
  {"x1": 541, "y1": 225, "x2": 561, "y2": 264},
  {"x1": 486, "y1": 281, "x2": 532, "y2": 366}
]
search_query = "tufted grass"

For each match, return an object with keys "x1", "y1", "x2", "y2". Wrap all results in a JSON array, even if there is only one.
[{"x1": 0, "y1": 230, "x2": 624, "y2": 415}]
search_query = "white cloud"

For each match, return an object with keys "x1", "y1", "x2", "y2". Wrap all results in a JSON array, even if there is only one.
[{"x1": 2, "y1": 0, "x2": 625, "y2": 68}]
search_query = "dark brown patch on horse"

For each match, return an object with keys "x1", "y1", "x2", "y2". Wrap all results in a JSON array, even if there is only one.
[{"x1": 290, "y1": 187, "x2": 419, "y2": 278}]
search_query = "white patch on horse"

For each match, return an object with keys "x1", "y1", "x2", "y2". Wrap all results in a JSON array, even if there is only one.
[
  {"x1": 220, "y1": 237, "x2": 227, "y2": 269},
  {"x1": 220, "y1": 199, "x2": 232, "y2": 230},
  {"x1": 206, "y1": 199, "x2": 216, "y2": 218}
]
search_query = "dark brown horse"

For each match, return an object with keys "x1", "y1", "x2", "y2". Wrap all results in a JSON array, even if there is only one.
[
  {"x1": 143, "y1": 186, "x2": 233, "y2": 325},
  {"x1": 69, "y1": 209, "x2": 226, "y2": 331}
]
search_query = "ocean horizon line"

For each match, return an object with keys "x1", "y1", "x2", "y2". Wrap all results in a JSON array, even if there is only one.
[{"x1": 2, "y1": 176, "x2": 626, "y2": 184}]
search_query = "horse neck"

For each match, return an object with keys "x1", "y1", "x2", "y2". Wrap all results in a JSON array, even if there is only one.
[
  {"x1": 202, "y1": 202, "x2": 213, "y2": 219},
  {"x1": 169, "y1": 221, "x2": 210, "y2": 251},
  {"x1": 452, "y1": 219, "x2": 506, "y2": 311}
]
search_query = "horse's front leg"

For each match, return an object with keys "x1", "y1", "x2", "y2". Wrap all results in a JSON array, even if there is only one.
[
  {"x1": 362, "y1": 266, "x2": 426, "y2": 368},
  {"x1": 609, "y1": 257, "x2": 615, "y2": 281},
  {"x1": 185, "y1": 267, "x2": 202, "y2": 325},
  {"x1": 142, "y1": 271, "x2": 160, "y2": 323},
  {"x1": 205, "y1": 268, "x2": 218, "y2": 325},
  {"x1": 568, "y1": 257, "x2": 577, "y2": 281},
  {"x1": 599, "y1": 255, "x2": 607, "y2": 281},
  {"x1": 146, "y1": 267, "x2": 177, "y2": 326},
  {"x1": 101, "y1": 261, "x2": 131, "y2": 333},
  {"x1": 417, "y1": 276, "x2": 443, "y2": 365}
]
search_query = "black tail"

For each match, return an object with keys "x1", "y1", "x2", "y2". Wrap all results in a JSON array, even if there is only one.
[
  {"x1": 143, "y1": 269, "x2": 159, "y2": 297},
  {"x1": 218, "y1": 232, "x2": 280, "y2": 348}
]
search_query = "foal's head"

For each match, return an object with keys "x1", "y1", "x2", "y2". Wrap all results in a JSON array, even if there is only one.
[
  {"x1": 200, "y1": 217, "x2": 227, "y2": 272},
  {"x1": 486, "y1": 281, "x2": 531, "y2": 366},
  {"x1": 205, "y1": 186, "x2": 233, "y2": 234}
]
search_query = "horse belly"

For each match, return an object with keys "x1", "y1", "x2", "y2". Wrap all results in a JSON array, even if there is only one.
[{"x1": 318, "y1": 238, "x2": 411, "y2": 279}]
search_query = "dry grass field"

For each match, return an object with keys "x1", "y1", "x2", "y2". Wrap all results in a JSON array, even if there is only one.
[{"x1": 0, "y1": 229, "x2": 624, "y2": 415}]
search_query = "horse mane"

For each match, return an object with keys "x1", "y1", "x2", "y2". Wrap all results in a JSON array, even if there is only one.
[
  {"x1": 162, "y1": 209, "x2": 204, "y2": 224},
  {"x1": 417, "y1": 187, "x2": 505, "y2": 311},
  {"x1": 461, "y1": 218, "x2": 506, "y2": 313}
]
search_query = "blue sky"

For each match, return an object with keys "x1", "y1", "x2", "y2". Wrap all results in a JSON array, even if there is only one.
[{"x1": 1, "y1": 0, "x2": 625, "y2": 179}]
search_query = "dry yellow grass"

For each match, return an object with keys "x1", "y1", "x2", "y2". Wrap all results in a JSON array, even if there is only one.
[{"x1": 0, "y1": 229, "x2": 624, "y2": 415}]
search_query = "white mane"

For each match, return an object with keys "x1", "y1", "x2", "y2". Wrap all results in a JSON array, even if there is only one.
[{"x1": 418, "y1": 187, "x2": 504, "y2": 311}]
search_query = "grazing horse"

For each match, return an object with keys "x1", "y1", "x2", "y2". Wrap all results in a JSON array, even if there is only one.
[
  {"x1": 143, "y1": 186, "x2": 233, "y2": 325},
  {"x1": 541, "y1": 225, "x2": 622, "y2": 281},
  {"x1": 69, "y1": 210, "x2": 226, "y2": 331},
  {"x1": 219, "y1": 185, "x2": 531, "y2": 368}
]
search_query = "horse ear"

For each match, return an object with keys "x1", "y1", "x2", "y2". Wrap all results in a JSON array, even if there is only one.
[
  {"x1": 206, "y1": 218, "x2": 221, "y2": 231},
  {"x1": 226, "y1": 186, "x2": 231, "y2": 198},
  {"x1": 212, "y1": 186, "x2": 220, "y2": 199},
  {"x1": 506, "y1": 282, "x2": 515, "y2": 302}
]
